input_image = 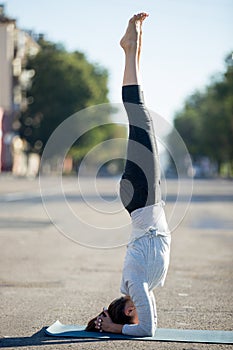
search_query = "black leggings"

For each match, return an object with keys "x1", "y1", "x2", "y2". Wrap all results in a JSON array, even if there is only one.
[{"x1": 120, "y1": 85, "x2": 161, "y2": 214}]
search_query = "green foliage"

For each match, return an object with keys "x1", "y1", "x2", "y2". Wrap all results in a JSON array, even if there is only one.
[
  {"x1": 168, "y1": 52, "x2": 233, "y2": 176},
  {"x1": 20, "y1": 39, "x2": 109, "y2": 153},
  {"x1": 69, "y1": 124, "x2": 127, "y2": 174}
]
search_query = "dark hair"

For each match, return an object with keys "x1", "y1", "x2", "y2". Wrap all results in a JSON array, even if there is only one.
[{"x1": 85, "y1": 296, "x2": 134, "y2": 332}]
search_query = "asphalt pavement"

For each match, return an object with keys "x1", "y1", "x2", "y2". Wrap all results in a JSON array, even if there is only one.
[{"x1": 0, "y1": 175, "x2": 232, "y2": 350}]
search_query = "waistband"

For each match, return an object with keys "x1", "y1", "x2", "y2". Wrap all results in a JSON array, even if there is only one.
[{"x1": 128, "y1": 227, "x2": 170, "y2": 246}]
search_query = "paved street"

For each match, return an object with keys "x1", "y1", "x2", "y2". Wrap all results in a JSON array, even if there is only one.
[{"x1": 0, "y1": 175, "x2": 232, "y2": 350}]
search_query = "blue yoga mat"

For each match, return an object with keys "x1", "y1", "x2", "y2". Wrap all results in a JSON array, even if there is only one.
[{"x1": 45, "y1": 320, "x2": 233, "y2": 344}]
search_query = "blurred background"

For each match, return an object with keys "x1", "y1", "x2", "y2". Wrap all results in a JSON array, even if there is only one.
[
  {"x1": 1, "y1": 3, "x2": 233, "y2": 343},
  {"x1": 0, "y1": 0, "x2": 232, "y2": 178}
]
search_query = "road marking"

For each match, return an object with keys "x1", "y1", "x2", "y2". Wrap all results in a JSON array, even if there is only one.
[{"x1": 1, "y1": 192, "x2": 41, "y2": 202}]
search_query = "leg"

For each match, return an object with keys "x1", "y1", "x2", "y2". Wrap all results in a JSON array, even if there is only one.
[
  {"x1": 120, "y1": 13, "x2": 161, "y2": 214},
  {"x1": 120, "y1": 13, "x2": 145, "y2": 86}
]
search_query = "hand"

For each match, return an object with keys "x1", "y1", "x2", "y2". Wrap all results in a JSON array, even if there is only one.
[
  {"x1": 100, "y1": 310, "x2": 115, "y2": 332},
  {"x1": 95, "y1": 310, "x2": 123, "y2": 334}
]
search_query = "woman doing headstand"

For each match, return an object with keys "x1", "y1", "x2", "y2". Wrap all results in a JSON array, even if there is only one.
[{"x1": 86, "y1": 13, "x2": 171, "y2": 337}]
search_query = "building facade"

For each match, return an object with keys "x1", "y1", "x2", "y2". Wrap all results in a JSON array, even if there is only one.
[{"x1": 0, "y1": 4, "x2": 39, "y2": 172}]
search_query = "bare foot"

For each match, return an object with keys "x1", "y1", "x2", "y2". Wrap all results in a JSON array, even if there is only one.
[
  {"x1": 137, "y1": 16, "x2": 146, "y2": 69},
  {"x1": 120, "y1": 12, "x2": 149, "y2": 57}
]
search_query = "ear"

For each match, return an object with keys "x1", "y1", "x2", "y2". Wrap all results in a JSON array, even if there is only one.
[{"x1": 124, "y1": 305, "x2": 135, "y2": 316}]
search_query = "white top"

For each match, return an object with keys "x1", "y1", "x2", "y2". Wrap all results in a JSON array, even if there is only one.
[
  {"x1": 130, "y1": 201, "x2": 170, "y2": 242},
  {"x1": 120, "y1": 202, "x2": 171, "y2": 337}
]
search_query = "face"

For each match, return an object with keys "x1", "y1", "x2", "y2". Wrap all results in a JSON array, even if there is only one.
[{"x1": 124, "y1": 296, "x2": 138, "y2": 324}]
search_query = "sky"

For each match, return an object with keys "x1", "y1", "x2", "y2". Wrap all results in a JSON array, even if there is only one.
[{"x1": 3, "y1": 0, "x2": 233, "y2": 123}]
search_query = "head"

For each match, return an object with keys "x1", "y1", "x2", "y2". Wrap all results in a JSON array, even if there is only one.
[{"x1": 85, "y1": 295, "x2": 138, "y2": 332}]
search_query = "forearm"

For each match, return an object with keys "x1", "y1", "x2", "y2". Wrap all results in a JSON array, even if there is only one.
[
  {"x1": 103, "y1": 322, "x2": 123, "y2": 334},
  {"x1": 122, "y1": 322, "x2": 154, "y2": 337},
  {"x1": 122, "y1": 283, "x2": 157, "y2": 337}
]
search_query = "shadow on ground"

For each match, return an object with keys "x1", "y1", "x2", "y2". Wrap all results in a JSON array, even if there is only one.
[{"x1": 0, "y1": 327, "x2": 109, "y2": 348}]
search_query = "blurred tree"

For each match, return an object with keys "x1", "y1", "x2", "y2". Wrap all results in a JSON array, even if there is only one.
[
  {"x1": 167, "y1": 51, "x2": 233, "y2": 176},
  {"x1": 69, "y1": 123, "x2": 127, "y2": 175},
  {"x1": 19, "y1": 39, "x2": 111, "y2": 154}
]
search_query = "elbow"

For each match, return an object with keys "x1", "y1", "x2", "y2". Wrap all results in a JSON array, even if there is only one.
[
  {"x1": 139, "y1": 329, "x2": 153, "y2": 337},
  {"x1": 146, "y1": 329, "x2": 155, "y2": 338},
  {"x1": 139, "y1": 323, "x2": 156, "y2": 337},
  {"x1": 148, "y1": 324, "x2": 156, "y2": 337}
]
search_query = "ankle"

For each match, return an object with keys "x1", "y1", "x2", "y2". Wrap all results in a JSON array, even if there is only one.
[{"x1": 122, "y1": 40, "x2": 138, "y2": 54}]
